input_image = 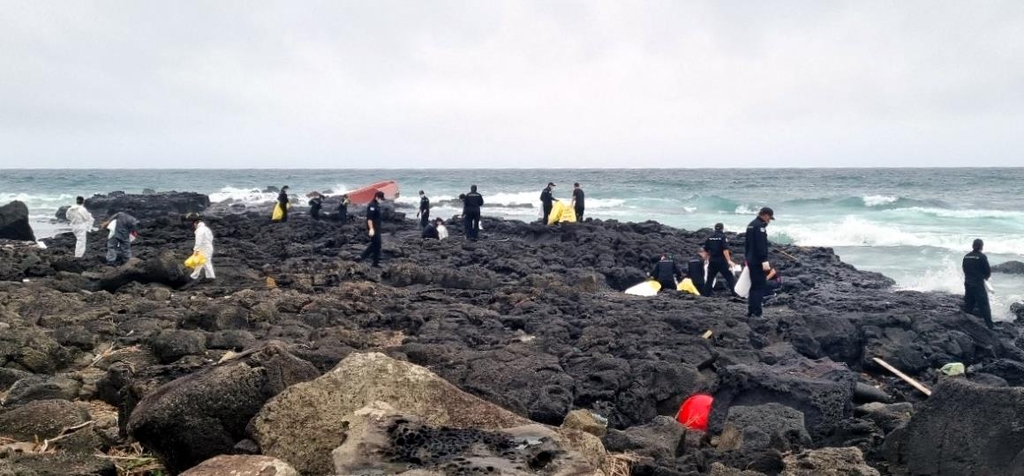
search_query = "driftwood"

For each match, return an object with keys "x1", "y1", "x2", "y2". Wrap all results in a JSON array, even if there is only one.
[{"x1": 873, "y1": 357, "x2": 932, "y2": 396}]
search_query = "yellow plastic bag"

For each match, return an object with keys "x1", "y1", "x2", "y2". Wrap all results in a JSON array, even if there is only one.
[
  {"x1": 184, "y1": 252, "x2": 207, "y2": 269},
  {"x1": 271, "y1": 203, "x2": 284, "y2": 221},
  {"x1": 547, "y1": 201, "x2": 578, "y2": 225},
  {"x1": 678, "y1": 278, "x2": 701, "y2": 296}
]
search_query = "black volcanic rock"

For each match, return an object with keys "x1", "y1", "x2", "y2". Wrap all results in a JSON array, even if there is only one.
[
  {"x1": 0, "y1": 200, "x2": 35, "y2": 241},
  {"x1": 85, "y1": 191, "x2": 210, "y2": 220},
  {"x1": 992, "y1": 260, "x2": 1024, "y2": 274}
]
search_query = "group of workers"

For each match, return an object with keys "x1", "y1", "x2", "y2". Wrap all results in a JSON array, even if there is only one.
[
  {"x1": 541, "y1": 182, "x2": 585, "y2": 223},
  {"x1": 65, "y1": 197, "x2": 215, "y2": 285},
  {"x1": 648, "y1": 207, "x2": 778, "y2": 318},
  {"x1": 65, "y1": 185, "x2": 997, "y2": 327}
]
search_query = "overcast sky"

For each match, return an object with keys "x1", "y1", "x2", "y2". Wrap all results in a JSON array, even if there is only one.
[{"x1": 1, "y1": 1, "x2": 1022, "y2": 168}]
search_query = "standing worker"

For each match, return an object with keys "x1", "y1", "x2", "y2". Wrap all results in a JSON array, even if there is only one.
[
  {"x1": 188, "y1": 215, "x2": 215, "y2": 281},
  {"x1": 358, "y1": 191, "x2": 384, "y2": 267},
  {"x1": 703, "y1": 223, "x2": 737, "y2": 296},
  {"x1": 571, "y1": 183, "x2": 585, "y2": 221},
  {"x1": 463, "y1": 185, "x2": 484, "y2": 241},
  {"x1": 101, "y1": 212, "x2": 139, "y2": 265},
  {"x1": 308, "y1": 192, "x2": 323, "y2": 220},
  {"x1": 67, "y1": 196, "x2": 94, "y2": 258},
  {"x1": 417, "y1": 190, "x2": 430, "y2": 229},
  {"x1": 337, "y1": 194, "x2": 351, "y2": 223},
  {"x1": 962, "y1": 238, "x2": 993, "y2": 328},
  {"x1": 744, "y1": 207, "x2": 774, "y2": 317},
  {"x1": 277, "y1": 186, "x2": 290, "y2": 222},
  {"x1": 649, "y1": 254, "x2": 683, "y2": 293},
  {"x1": 540, "y1": 182, "x2": 555, "y2": 224}
]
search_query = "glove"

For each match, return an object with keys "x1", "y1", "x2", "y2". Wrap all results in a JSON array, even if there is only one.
[
  {"x1": 369, "y1": 229, "x2": 375, "y2": 237},
  {"x1": 762, "y1": 262, "x2": 771, "y2": 271}
]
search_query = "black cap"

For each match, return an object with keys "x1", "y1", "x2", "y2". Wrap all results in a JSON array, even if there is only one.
[
  {"x1": 374, "y1": 191, "x2": 385, "y2": 199},
  {"x1": 419, "y1": 190, "x2": 425, "y2": 195},
  {"x1": 973, "y1": 238, "x2": 984, "y2": 251},
  {"x1": 714, "y1": 223, "x2": 724, "y2": 231},
  {"x1": 548, "y1": 182, "x2": 556, "y2": 187},
  {"x1": 574, "y1": 182, "x2": 580, "y2": 187},
  {"x1": 758, "y1": 207, "x2": 775, "y2": 220}
]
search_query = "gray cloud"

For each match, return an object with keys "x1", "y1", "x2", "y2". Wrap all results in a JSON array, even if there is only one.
[{"x1": 1, "y1": 0, "x2": 1022, "y2": 168}]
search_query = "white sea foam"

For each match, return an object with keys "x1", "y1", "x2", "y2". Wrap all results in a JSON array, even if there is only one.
[
  {"x1": 775, "y1": 216, "x2": 1024, "y2": 255},
  {"x1": 733, "y1": 205, "x2": 759, "y2": 215},
  {"x1": 862, "y1": 195, "x2": 899, "y2": 207},
  {"x1": 207, "y1": 187, "x2": 278, "y2": 204},
  {"x1": 887, "y1": 207, "x2": 1024, "y2": 220}
]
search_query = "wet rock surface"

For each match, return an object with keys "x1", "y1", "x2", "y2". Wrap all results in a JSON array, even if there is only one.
[{"x1": 0, "y1": 190, "x2": 1020, "y2": 475}]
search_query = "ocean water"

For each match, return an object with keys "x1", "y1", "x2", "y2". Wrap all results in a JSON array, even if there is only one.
[{"x1": 3, "y1": 168, "x2": 1023, "y2": 320}]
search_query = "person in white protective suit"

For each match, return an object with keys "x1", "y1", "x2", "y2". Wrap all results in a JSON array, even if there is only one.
[
  {"x1": 66, "y1": 196, "x2": 94, "y2": 258},
  {"x1": 189, "y1": 216, "x2": 215, "y2": 280}
]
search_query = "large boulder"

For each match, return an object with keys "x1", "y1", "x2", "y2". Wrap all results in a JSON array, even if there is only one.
[
  {"x1": 126, "y1": 343, "x2": 318, "y2": 474},
  {"x1": 180, "y1": 455, "x2": 298, "y2": 476},
  {"x1": 781, "y1": 447, "x2": 879, "y2": 476},
  {"x1": 883, "y1": 378, "x2": 1024, "y2": 475},
  {"x1": 85, "y1": 191, "x2": 210, "y2": 220},
  {"x1": 0, "y1": 200, "x2": 35, "y2": 241},
  {"x1": 602, "y1": 415, "x2": 686, "y2": 461},
  {"x1": 2, "y1": 375, "x2": 82, "y2": 406},
  {"x1": 717, "y1": 403, "x2": 812, "y2": 453},
  {"x1": 329, "y1": 404, "x2": 603, "y2": 476},
  {"x1": 711, "y1": 358, "x2": 856, "y2": 439},
  {"x1": 0, "y1": 399, "x2": 91, "y2": 441},
  {"x1": 98, "y1": 250, "x2": 191, "y2": 292},
  {"x1": 250, "y1": 352, "x2": 535, "y2": 475}
]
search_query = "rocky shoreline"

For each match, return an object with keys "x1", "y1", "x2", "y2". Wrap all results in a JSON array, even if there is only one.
[{"x1": 2, "y1": 191, "x2": 1024, "y2": 475}]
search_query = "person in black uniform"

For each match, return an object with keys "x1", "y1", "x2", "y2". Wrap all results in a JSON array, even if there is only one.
[
  {"x1": 571, "y1": 183, "x2": 585, "y2": 221},
  {"x1": 308, "y1": 193, "x2": 323, "y2": 220},
  {"x1": 685, "y1": 251, "x2": 707, "y2": 295},
  {"x1": 277, "y1": 186, "x2": 290, "y2": 222},
  {"x1": 358, "y1": 191, "x2": 384, "y2": 267},
  {"x1": 421, "y1": 219, "x2": 440, "y2": 239},
  {"x1": 540, "y1": 182, "x2": 555, "y2": 224},
  {"x1": 417, "y1": 190, "x2": 430, "y2": 229},
  {"x1": 703, "y1": 223, "x2": 737, "y2": 296},
  {"x1": 462, "y1": 185, "x2": 484, "y2": 240},
  {"x1": 649, "y1": 254, "x2": 683, "y2": 293},
  {"x1": 962, "y1": 238, "x2": 993, "y2": 328},
  {"x1": 745, "y1": 207, "x2": 774, "y2": 317},
  {"x1": 337, "y1": 195, "x2": 350, "y2": 223}
]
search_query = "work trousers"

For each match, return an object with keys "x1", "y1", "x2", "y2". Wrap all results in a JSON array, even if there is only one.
[
  {"x1": 705, "y1": 261, "x2": 736, "y2": 296},
  {"x1": 360, "y1": 233, "x2": 382, "y2": 266},
  {"x1": 747, "y1": 265, "x2": 767, "y2": 317},
  {"x1": 464, "y1": 211, "x2": 481, "y2": 240},
  {"x1": 72, "y1": 225, "x2": 89, "y2": 258},
  {"x1": 964, "y1": 283, "x2": 993, "y2": 328},
  {"x1": 106, "y1": 238, "x2": 131, "y2": 265}
]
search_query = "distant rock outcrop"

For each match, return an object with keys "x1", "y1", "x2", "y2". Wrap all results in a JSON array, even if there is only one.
[{"x1": 0, "y1": 200, "x2": 36, "y2": 241}]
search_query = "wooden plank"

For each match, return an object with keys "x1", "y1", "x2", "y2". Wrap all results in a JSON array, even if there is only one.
[
  {"x1": 873, "y1": 357, "x2": 932, "y2": 397},
  {"x1": 701, "y1": 330, "x2": 713, "y2": 339}
]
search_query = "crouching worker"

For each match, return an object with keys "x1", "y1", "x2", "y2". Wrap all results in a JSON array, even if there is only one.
[
  {"x1": 421, "y1": 218, "x2": 441, "y2": 239},
  {"x1": 650, "y1": 254, "x2": 683, "y2": 293},
  {"x1": 189, "y1": 215, "x2": 215, "y2": 281},
  {"x1": 101, "y1": 212, "x2": 138, "y2": 265},
  {"x1": 684, "y1": 251, "x2": 707, "y2": 296}
]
